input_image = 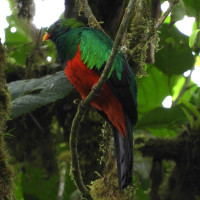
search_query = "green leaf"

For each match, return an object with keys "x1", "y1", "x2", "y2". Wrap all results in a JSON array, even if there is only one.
[
  {"x1": 189, "y1": 29, "x2": 200, "y2": 48},
  {"x1": 2, "y1": 128, "x2": 15, "y2": 138},
  {"x1": 181, "y1": 100, "x2": 200, "y2": 119},
  {"x1": 8, "y1": 71, "x2": 73, "y2": 119},
  {"x1": 172, "y1": 75, "x2": 185, "y2": 101},
  {"x1": 5, "y1": 15, "x2": 33, "y2": 65},
  {"x1": 175, "y1": 83, "x2": 198, "y2": 104},
  {"x1": 182, "y1": 0, "x2": 200, "y2": 18},
  {"x1": 137, "y1": 66, "x2": 171, "y2": 113},
  {"x1": 191, "y1": 88, "x2": 200, "y2": 108},
  {"x1": 155, "y1": 24, "x2": 195, "y2": 76},
  {"x1": 181, "y1": 106, "x2": 195, "y2": 129},
  {"x1": 64, "y1": 167, "x2": 77, "y2": 199},
  {"x1": 172, "y1": 74, "x2": 198, "y2": 105},
  {"x1": 14, "y1": 172, "x2": 24, "y2": 200},
  {"x1": 171, "y1": 0, "x2": 185, "y2": 22},
  {"x1": 146, "y1": 127, "x2": 178, "y2": 137},
  {"x1": 181, "y1": 98, "x2": 200, "y2": 130},
  {"x1": 155, "y1": 47, "x2": 194, "y2": 75},
  {"x1": 136, "y1": 105, "x2": 187, "y2": 130}
]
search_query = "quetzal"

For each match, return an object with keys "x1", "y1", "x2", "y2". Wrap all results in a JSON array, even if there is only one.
[{"x1": 43, "y1": 18, "x2": 138, "y2": 190}]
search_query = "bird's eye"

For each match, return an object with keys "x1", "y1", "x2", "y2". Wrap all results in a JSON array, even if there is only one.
[{"x1": 55, "y1": 22, "x2": 61, "y2": 28}]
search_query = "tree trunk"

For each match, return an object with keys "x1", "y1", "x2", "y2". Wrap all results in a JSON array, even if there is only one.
[{"x1": 0, "y1": 41, "x2": 13, "y2": 199}]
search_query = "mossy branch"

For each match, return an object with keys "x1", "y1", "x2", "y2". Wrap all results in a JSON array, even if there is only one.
[
  {"x1": 0, "y1": 41, "x2": 13, "y2": 199},
  {"x1": 82, "y1": 0, "x2": 104, "y2": 31},
  {"x1": 135, "y1": 137, "x2": 179, "y2": 160},
  {"x1": 75, "y1": 0, "x2": 104, "y2": 32},
  {"x1": 127, "y1": 0, "x2": 178, "y2": 74},
  {"x1": 69, "y1": 0, "x2": 136, "y2": 199}
]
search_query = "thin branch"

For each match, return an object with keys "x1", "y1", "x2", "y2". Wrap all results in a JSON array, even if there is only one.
[
  {"x1": 173, "y1": 70, "x2": 192, "y2": 106},
  {"x1": 82, "y1": 0, "x2": 136, "y2": 106},
  {"x1": 28, "y1": 112, "x2": 44, "y2": 133},
  {"x1": 75, "y1": 0, "x2": 104, "y2": 32},
  {"x1": 135, "y1": 137, "x2": 179, "y2": 160},
  {"x1": 69, "y1": 0, "x2": 136, "y2": 198},
  {"x1": 82, "y1": 0, "x2": 104, "y2": 32},
  {"x1": 155, "y1": 0, "x2": 178, "y2": 30},
  {"x1": 70, "y1": 106, "x2": 91, "y2": 199}
]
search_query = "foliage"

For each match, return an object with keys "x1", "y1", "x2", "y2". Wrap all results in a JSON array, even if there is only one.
[
  {"x1": 8, "y1": 71, "x2": 72, "y2": 119},
  {"x1": 1, "y1": 0, "x2": 200, "y2": 199}
]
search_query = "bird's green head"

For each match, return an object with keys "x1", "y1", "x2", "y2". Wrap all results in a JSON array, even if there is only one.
[{"x1": 43, "y1": 18, "x2": 85, "y2": 42}]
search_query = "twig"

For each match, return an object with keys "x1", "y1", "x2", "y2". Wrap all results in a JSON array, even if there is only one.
[
  {"x1": 28, "y1": 112, "x2": 44, "y2": 133},
  {"x1": 155, "y1": 0, "x2": 178, "y2": 30},
  {"x1": 81, "y1": 0, "x2": 104, "y2": 32},
  {"x1": 173, "y1": 70, "x2": 192, "y2": 106},
  {"x1": 82, "y1": 0, "x2": 136, "y2": 106},
  {"x1": 70, "y1": 106, "x2": 91, "y2": 199},
  {"x1": 69, "y1": 0, "x2": 136, "y2": 199},
  {"x1": 75, "y1": 0, "x2": 104, "y2": 32}
]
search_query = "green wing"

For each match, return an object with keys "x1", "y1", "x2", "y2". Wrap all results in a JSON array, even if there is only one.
[{"x1": 80, "y1": 28, "x2": 123, "y2": 80}]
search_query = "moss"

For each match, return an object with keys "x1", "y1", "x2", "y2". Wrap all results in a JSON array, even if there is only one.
[
  {"x1": 74, "y1": 0, "x2": 105, "y2": 32},
  {"x1": 0, "y1": 87, "x2": 11, "y2": 120},
  {"x1": 98, "y1": 122, "x2": 113, "y2": 165},
  {"x1": 77, "y1": 108, "x2": 105, "y2": 185},
  {"x1": 90, "y1": 165, "x2": 136, "y2": 200},
  {"x1": 89, "y1": 122, "x2": 137, "y2": 199},
  {"x1": 0, "y1": 136, "x2": 13, "y2": 200},
  {"x1": 0, "y1": 41, "x2": 13, "y2": 199},
  {"x1": 126, "y1": 0, "x2": 155, "y2": 74}
]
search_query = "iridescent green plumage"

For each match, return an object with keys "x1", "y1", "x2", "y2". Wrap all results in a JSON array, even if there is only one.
[
  {"x1": 47, "y1": 18, "x2": 124, "y2": 80},
  {"x1": 44, "y1": 18, "x2": 138, "y2": 190},
  {"x1": 80, "y1": 29, "x2": 123, "y2": 79}
]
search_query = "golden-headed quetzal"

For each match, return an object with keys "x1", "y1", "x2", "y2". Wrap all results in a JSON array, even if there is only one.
[{"x1": 43, "y1": 18, "x2": 138, "y2": 190}]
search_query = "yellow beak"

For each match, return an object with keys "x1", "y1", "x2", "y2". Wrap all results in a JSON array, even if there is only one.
[{"x1": 42, "y1": 33, "x2": 51, "y2": 41}]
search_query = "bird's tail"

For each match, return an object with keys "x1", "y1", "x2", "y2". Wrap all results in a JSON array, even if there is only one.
[{"x1": 113, "y1": 116, "x2": 134, "y2": 190}]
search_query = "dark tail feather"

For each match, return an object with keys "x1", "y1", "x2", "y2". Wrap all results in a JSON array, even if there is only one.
[{"x1": 113, "y1": 116, "x2": 134, "y2": 190}]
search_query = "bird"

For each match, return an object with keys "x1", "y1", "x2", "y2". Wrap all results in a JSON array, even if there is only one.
[{"x1": 43, "y1": 18, "x2": 138, "y2": 190}]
